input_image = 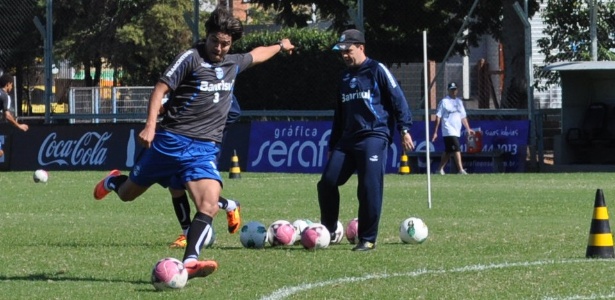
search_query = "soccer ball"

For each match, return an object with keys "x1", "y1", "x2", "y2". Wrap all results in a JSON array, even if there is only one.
[
  {"x1": 267, "y1": 220, "x2": 296, "y2": 246},
  {"x1": 151, "y1": 257, "x2": 188, "y2": 291},
  {"x1": 300, "y1": 223, "x2": 330, "y2": 250},
  {"x1": 345, "y1": 218, "x2": 359, "y2": 244},
  {"x1": 330, "y1": 221, "x2": 344, "y2": 244},
  {"x1": 202, "y1": 227, "x2": 215, "y2": 248},
  {"x1": 239, "y1": 221, "x2": 268, "y2": 249},
  {"x1": 33, "y1": 169, "x2": 48, "y2": 183},
  {"x1": 399, "y1": 217, "x2": 429, "y2": 244},
  {"x1": 292, "y1": 219, "x2": 312, "y2": 245}
]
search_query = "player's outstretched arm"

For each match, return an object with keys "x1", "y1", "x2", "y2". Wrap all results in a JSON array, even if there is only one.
[{"x1": 249, "y1": 38, "x2": 295, "y2": 66}]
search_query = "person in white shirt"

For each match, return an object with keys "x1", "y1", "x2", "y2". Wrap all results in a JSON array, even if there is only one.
[{"x1": 431, "y1": 82, "x2": 474, "y2": 175}]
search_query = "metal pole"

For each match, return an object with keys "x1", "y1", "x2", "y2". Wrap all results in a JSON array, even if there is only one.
[
  {"x1": 423, "y1": 30, "x2": 432, "y2": 209},
  {"x1": 590, "y1": 0, "x2": 597, "y2": 61},
  {"x1": 44, "y1": 0, "x2": 53, "y2": 124},
  {"x1": 193, "y1": 0, "x2": 199, "y2": 43}
]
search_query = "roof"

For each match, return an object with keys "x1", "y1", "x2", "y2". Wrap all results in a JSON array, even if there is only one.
[{"x1": 543, "y1": 61, "x2": 615, "y2": 72}]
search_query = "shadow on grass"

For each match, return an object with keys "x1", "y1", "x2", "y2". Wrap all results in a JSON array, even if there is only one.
[{"x1": 0, "y1": 271, "x2": 150, "y2": 285}]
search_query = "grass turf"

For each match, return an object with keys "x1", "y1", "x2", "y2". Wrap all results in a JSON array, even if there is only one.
[{"x1": 1, "y1": 171, "x2": 615, "y2": 299}]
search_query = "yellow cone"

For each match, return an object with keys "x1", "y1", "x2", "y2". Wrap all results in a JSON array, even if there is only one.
[
  {"x1": 586, "y1": 189, "x2": 614, "y2": 258},
  {"x1": 398, "y1": 153, "x2": 410, "y2": 175},
  {"x1": 229, "y1": 149, "x2": 241, "y2": 179}
]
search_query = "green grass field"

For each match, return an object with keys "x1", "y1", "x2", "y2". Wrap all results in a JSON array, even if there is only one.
[{"x1": 2, "y1": 171, "x2": 615, "y2": 299}]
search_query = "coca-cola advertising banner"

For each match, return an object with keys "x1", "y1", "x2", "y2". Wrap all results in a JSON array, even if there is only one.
[
  {"x1": 247, "y1": 120, "x2": 529, "y2": 173},
  {"x1": 4, "y1": 123, "x2": 143, "y2": 171}
]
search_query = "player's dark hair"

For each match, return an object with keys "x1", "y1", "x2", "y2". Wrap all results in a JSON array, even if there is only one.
[
  {"x1": 204, "y1": 6, "x2": 243, "y2": 42},
  {"x1": 0, "y1": 74, "x2": 12, "y2": 87}
]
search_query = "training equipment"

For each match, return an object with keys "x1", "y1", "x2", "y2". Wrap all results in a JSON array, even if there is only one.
[
  {"x1": 33, "y1": 169, "x2": 48, "y2": 183},
  {"x1": 267, "y1": 220, "x2": 296, "y2": 246},
  {"x1": 151, "y1": 257, "x2": 188, "y2": 290},
  {"x1": 586, "y1": 189, "x2": 614, "y2": 258},
  {"x1": 301, "y1": 223, "x2": 330, "y2": 250},
  {"x1": 292, "y1": 219, "x2": 312, "y2": 244},
  {"x1": 330, "y1": 220, "x2": 344, "y2": 244},
  {"x1": 345, "y1": 218, "x2": 359, "y2": 244},
  {"x1": 229, "y1": 149, "x2": 241, "y2": 179},
  {"x1": 239, "y1": 221, "x2": 268, "y2": 249},
  {"x1": 399, "y1": 217, "x2": 429, "y2": 244}
]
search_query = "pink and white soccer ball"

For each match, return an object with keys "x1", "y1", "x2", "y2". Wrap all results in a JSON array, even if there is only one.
[
  {"x1": 300, "y1": 223, "x2": 330, "y2": 250},
  {"x1": 267, "y1": 220, "x2": 296, "y2": 246},
  {"x1": 33, "y1": 169, "x2": 49, "y2": 183},
  {"x1": 345, "y1": 218, "x2": 359, "y2": 244},
  {"x1": 151, "y1": 257, "x2": 188, "y2": 291},
  {"x1": 330, "y1": 221, "x2": 344, "y2": 244},
  {"x1": 292, "y1": 219, "x2": 312, "y2": 245}
]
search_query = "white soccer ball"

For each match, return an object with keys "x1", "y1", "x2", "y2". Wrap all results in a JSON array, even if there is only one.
[
  {"x1": 399, "y1": 217, "x2": 429, "y2": 244},
  {"x1": 267, "y1": 220, "x2": 296, "y2": 246},
  {"x1": 239, "y1": 221, "x2": 268, "y2": 249},
  {"x1": 292, "y1": 219, "x2": 312, "y2": 245},
  {"x1": 151, "y1": 257, "x2": 188, "y2": 291},
  {"x1": 33, "y1": 169, "x2": 48, "y2": 183},
  {"x1": 345, "y1": 218, "x2": 359, "y2": 244},
  {"x1": 300, "y1": 223, "x2": 330, "y2": 250},
  {"x1": 330, "y1": 221, "x2": 344, "y2": 244}
]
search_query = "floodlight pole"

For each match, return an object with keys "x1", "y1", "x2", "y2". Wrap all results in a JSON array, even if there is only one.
[
  {"x1": 423, "y1": 30, "x2": 432, "y2": 209},
  {"x1": 43, "y1": 0, "x2": 53, "y2": 124}
]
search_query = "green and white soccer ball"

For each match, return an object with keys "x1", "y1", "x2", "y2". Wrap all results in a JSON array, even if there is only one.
[{"x1": 399, "y1": 217, "x2": 428, "y2": 244}]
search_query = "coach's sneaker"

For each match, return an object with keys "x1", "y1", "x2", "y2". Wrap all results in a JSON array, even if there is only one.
[
  {"x1": 438, "y1": 169, "x2": 445, "y2": 175},
  {"x1": 169, "y1": 234, "x2": 187, "y2": 248},
  {"x1": 352, "y1": 241, "x2": 376, "y2": 252},
  {"x1": 93, "y1": 169, "x2": 121, "y2": 200},
  {"x1": 459, "y1": 169, "x2": 468, "y2": 175},
  {"x1": 226, "y1": 202, "x2": 241, "y2": 234},
  {"x1": 185, "y1": 260, "x2": 218, "y2": 279}
]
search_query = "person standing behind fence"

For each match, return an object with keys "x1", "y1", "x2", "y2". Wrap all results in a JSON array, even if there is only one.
[
  {"x1": 0, "y1": 74, "x2": 29, "y2": 157},
  {"x1": 92, "y1": 6, "x2": 295, "y2": 279},
  {"x1": 431, "y1": 82, "x2": 474, "y2": 175},
  {"x1": 317, "y1": 29, "x2": 415, "y2": 252}
]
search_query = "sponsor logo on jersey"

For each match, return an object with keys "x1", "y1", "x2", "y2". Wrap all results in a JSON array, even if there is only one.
[
  {"x1": 199, "y1": 79, "x2": 235, "y2": 92},
  {"x1": 341, "y1": 90, "x2": 371, "y2": 103},
  {"x1": 350, "y1": 77, "x2": 358, "y2": 88},
  {"x1": 215, "y1": 67, "x2": 224, "y2": 79},
  {"x1": 166, "y1": 50, "x2": 194, "y2": 77}
]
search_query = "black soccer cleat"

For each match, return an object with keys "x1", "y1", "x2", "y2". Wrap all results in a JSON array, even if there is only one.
[{"x1": 352, "y1": 241, "x2": 376, "y2": 251}]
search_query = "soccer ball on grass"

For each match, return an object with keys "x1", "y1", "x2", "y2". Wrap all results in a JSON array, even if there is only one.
[
  {"x1": 300, "y1": 223, "x2": 330, "y2": 250},
  {"x1": 345, "y1": 218, "x2": 358, "y2": 244},
  {"x1": 267, "y1": 220, "x2": 296, "y2": 246},
  {"x1": 399, "y1": 217, "x2": 429, "y2": 244},
  {"x1": 33, "y1": 169, "x2": 49, "y2": 183},
  {"x1": 239, "y1": 221, "x2": 268, "y2": 249},
  {"x1": 151, "y1": 257, "x2": 188, "y2": 291}
]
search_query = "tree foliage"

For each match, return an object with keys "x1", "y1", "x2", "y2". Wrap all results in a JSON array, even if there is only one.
[{"x1": 536, "y1": 0, "x2": 615, "y2": 91}]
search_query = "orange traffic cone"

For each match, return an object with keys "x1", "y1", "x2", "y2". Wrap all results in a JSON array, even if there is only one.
[
  {"x1": 586, "y1": 189, "x2": 614, "y2": 258},
  {"x1": 229, "y1": 149, "x2": 241, "y2": 179},
  {"x1": 398, "y1": 153, "x2": 410, "y2": 175}
]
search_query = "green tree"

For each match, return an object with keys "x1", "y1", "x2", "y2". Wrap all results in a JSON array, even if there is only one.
[{"x1": 536, "y1": 0, "x2": 615, "y2": 90}]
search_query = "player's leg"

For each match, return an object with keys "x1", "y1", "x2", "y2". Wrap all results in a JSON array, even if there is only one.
[
  {"x1": 178, "y1": 140, "x2": 220, "y2": 279},
  {"x1": 220, "y1": 196, "x2": 241, "y2": 234},
  {"x1": 183, "y1": 179, "x2": 220, "y2": 279},
  {"x1": 317, "y1": 147, "x2": 355, "y2": 238},
  {"x1": 169, "y1": 185, "x2": 191, "y2": 248},
  {"x1": 352, "y1": 136, "x2": 387, "y2": 251}
]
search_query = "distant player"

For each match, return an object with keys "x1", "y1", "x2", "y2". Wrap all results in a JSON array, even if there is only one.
[{"x1": 0, "y1": 73, "x2": 29, "y2": 158}]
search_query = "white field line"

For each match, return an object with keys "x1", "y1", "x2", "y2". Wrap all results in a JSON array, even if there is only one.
[{"x1": 260, "y1": 259, "x2": 615, "y2": 300}]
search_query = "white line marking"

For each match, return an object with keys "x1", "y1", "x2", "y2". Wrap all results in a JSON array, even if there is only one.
[{"x1": 260, "y1": 259, "x2": 615, "y2": 300}]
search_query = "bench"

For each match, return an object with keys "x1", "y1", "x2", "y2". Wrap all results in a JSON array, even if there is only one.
[{"x1": 406, "y1": 151, "x2": 507, "y2": 173}]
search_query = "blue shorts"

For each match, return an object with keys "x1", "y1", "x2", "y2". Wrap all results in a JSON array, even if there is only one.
[{"x1": 130, "y1": 130, "x2": 221, "y2": 189}]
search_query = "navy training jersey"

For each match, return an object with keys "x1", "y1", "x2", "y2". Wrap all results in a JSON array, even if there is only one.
[
  {"x1": 159, "y1": 46, "x2": 252, "y2": 143},
  {"x1": 329, "y1": 58, "x2": 413, "y2": 148}
]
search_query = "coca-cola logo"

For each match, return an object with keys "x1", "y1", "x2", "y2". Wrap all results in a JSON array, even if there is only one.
[{"x1": 38, "y1": 132, "x2": 111, "y2": 166}]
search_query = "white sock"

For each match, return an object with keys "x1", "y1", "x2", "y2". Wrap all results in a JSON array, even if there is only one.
[{"x1": 225, "y1": 199, "x2": 237, "y2": 212}]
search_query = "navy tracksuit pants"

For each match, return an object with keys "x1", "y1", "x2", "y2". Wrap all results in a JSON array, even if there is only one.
[{"x1": 317, "y1": 136, "x2": 388, "y2": 244}]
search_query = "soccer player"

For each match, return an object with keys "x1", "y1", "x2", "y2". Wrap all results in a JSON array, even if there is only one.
[
  {"x1": 169, "y1": 95, "x2": 242, "y2": 249},
  {"x1": 0, "y1": 73, "x2": 29, "y2": 158},
  {"x1": 317, "y1": 29, "x2": 414, "y2": 251},
  {"x1": 93, "y1": 6, "x2": 294, "y2": 279}
]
